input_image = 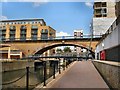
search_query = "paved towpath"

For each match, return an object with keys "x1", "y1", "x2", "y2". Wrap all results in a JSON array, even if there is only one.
[{"x1": 47, "y1": 61, "x2": 109, "y2": 89}]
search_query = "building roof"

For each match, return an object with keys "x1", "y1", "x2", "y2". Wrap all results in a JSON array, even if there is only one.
[{"x1": 1, "y1": 18, "x2": 45, "y2": 22}]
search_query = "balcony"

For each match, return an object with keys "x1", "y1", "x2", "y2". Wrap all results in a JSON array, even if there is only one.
[
  {"x1": 31, "y1": 37, "x2": 37, "y2": 40},
  {"x1": 20, "y1": 37, "x2": 26, "y2": 41},
  {"x1": 0, "y1": 31, "x2": 6, "y2": 35},
  {"x1": 21, "y1": 32, "x2": 26, "y2": 34},
  {"x1": 10, "y1": 32, "x2": 15, "y2": 34},
  {"x1": 0, "y1": 37, "x2": 6, "y2": 41}
]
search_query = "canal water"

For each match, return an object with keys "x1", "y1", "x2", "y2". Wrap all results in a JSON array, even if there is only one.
[{"x1": 2, "y1": 60, "x2": 59, "y2": 90}]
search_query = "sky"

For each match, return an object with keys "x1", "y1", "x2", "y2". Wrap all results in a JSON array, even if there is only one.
[{"x1": 1, "y1": 2, "x2": 93, "y2": 36}]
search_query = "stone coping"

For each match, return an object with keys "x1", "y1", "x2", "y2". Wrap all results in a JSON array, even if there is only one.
[
  {"x1": 93, "y1": 60, "x2": 120, "y2": 67},
  {"x1": 0, "y1": 59, "x2": 34, "y2": 62}
]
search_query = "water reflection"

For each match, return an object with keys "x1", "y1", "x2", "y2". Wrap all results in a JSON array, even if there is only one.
[{"x1": 2, "y1": 60, "x2": 59, "y2": 90}]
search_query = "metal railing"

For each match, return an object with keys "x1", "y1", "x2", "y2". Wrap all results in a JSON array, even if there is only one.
[
  {"x1": 1, "y1": 35, "x2": 102, "y2": 42},
  {"x1": 1, "y1": 58, "x2": 74, "y2": 89}
]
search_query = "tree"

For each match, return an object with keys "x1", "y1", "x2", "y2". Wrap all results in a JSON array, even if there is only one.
[
  {"x1": 63, "y1": 47, "x2": 71, "y2": 53},
  {"x1": 56, "y1": 48, "x2": 62, "y2": 54}
]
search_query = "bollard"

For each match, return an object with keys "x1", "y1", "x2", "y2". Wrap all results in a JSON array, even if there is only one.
[
  {"x1": 53, "y1": 62, "x2": 56, "y2": 79},
  {"x1": 43, "y1": 61, "x2": 46, "y2": 86},
  {"x1": 26, "y1": 67, "x2": 29, "y2": 90}
]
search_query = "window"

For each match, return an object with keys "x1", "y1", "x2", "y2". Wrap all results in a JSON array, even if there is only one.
[
  {"x1": 29, "y1": 22, "x2": 32, "y2": 24},
  {"x1": 21, "y1": 29, "x2": 26, "y2": 34},
  {"x1": 31, "y1": 25, "x2": 38, "y2": 29},
  {"x1": 20, "y1": 25, "x2": 27, "y2": 40},
  {"x1": 3, "y1": 26, "x2": 6, "y2": 30},
  {"x1": 41, "y1": 29, "x2": 48, "y2": 39},
  {"x1": 41, "y1": 29, "x2": 48, "y2": 33},
  {"x1": 95, "y1": 9, "x2": 101, "y2": 14},
  {"x1": 31, "y1": 29, "x2": 38, "y2": 40},
  {"x1": 10, "y1": 30, "x2": 15, "y2": 34},
  {"x1": 95, "y1": 15, "x2": 102, "y2": 17},
  {"x1": 103, "y1": 14, "x2": 107, "y2": 17},
  {"x1": 32, "y1": 22, "x2": 35, "y2": 24},
  {"x1": 94, "y1": 2, "x2": 101, "y2": 8},
  {"x1": 10, "y1": 26, "x2": 16, "y2": 30},
  {"x1": 102, "y1": 2, "x2": 106, "y2": 7},
  {"x1": 9, "y1": 29, "x2": 15, "y2": 40},
  {"x1": 101, "y1": 8, "x2": 107, "y2": 14},
  {"x1": 21, "y1": 25, "x2": 27, "y2": 29}
]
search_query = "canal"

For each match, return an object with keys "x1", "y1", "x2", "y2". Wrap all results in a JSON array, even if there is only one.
[{"x1": 2, "y1": 60, "x2": 59, "y2": 90}]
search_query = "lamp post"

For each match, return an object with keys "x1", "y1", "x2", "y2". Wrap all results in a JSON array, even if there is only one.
[
  {"x1": 62, "y1": 40, "x2": 65, "y2": 44},
  {"x1": 102, "y1": 42, "x2": 104, "y2": 49},
  {"x1": 43, "y1": 61, "x2": 46, "y2": 86},
  {"x1": 26, "y1": 50, "x2": 30, "y2": 90}
]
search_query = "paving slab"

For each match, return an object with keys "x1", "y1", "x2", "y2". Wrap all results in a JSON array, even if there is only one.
[{"x1": 48, "y1": 61, "x2": 109, "y2": 89}]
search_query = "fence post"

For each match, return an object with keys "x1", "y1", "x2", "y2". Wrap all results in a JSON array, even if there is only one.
[
  {"x1": 26, "y1": 67, "x2": 29, "y2": 90},
  {"x1": 63, "y1": 59, "x2": 65, "y2": 70},
  {"x1": 58, "y1": 59, "x2": 61, "y2": 74},
  {"x1": 43, "y1": 61, "x2": 46, "y2": 86},
  {"x1": 53, "y1": 61, "x2": 56, "y2": 79}
]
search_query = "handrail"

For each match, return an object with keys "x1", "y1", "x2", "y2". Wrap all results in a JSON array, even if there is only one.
[
  {"x1": 1, "y1": 35, "x2": 102, "y2": 42},
  {"x1": 2, "y1": 73, "x2": 26, "y2": 85}
]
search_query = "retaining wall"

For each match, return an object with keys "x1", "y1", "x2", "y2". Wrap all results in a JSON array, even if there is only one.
[
  {"x1": 1, "y1": 60, "x2": 34, "y2": 72},
  {"x1": 93, "y1": 60, "x2": 120, "y2": 89}
]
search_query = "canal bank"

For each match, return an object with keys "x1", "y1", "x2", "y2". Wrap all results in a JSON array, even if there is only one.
[
  {"x1": 1, "y1": 60, "x2": 34, "y2": 72},
  {"x1": 1, "y1": 59, "x2": 73, "y2": 90}
]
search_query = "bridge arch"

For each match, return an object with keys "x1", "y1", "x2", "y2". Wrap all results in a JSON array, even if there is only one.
[{"x1": 34, "y1": 43, "x2": 95, "y2": 58}]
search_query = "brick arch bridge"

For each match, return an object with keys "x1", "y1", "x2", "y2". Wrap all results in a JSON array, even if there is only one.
[
  {"x1": 34, "y1": 43, "x2": 96, "y2": 57},
  {"x1": 4, "y1": 37, "x2": 100, "y2": 57}
]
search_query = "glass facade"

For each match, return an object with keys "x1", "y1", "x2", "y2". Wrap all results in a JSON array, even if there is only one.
[
  {"x1": 20, "y1": 26, "x2": 27, "y2": 40},
  {"x1": 41, "y1": 29, "x2": 48, "y2": 39},
  {"x1": 31, "y1": 25, "x2": 38, "y2": 40},
  {"x1": 9, "y1": 26, "x2": 16, "y2": 40},
  {"x1": 94, "y1": 2, "x2": 107, "y2": 17},
  {"x1": 0, "y1": 26, "x2": 6, "y2": 41}
]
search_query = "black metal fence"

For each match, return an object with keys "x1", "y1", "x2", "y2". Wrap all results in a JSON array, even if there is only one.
[{"x1": 1, "y1": 59, "x2": 74, "y2": 90}]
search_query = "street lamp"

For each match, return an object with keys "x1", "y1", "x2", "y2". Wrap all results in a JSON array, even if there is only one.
[
  {"x1": 102, "y1": 42, "x2": 104, "y2": 49},
  {"x1": 62, "y1": 40, "x2": 65, "y2": 44}
]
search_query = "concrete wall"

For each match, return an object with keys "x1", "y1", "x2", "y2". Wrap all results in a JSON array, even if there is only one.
[
  {"x1": 1, "y1": 60, "x2": 34, "y2": 72},
  {"x1": 96, "y1": 22, "x2": 119, "y2": 53},
  {"x1": 95, "y1": 21, "x2": 120, "y2": 61},
  {"x1": 93, "y1": 60, "x2": 120, "y2": 89}
]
